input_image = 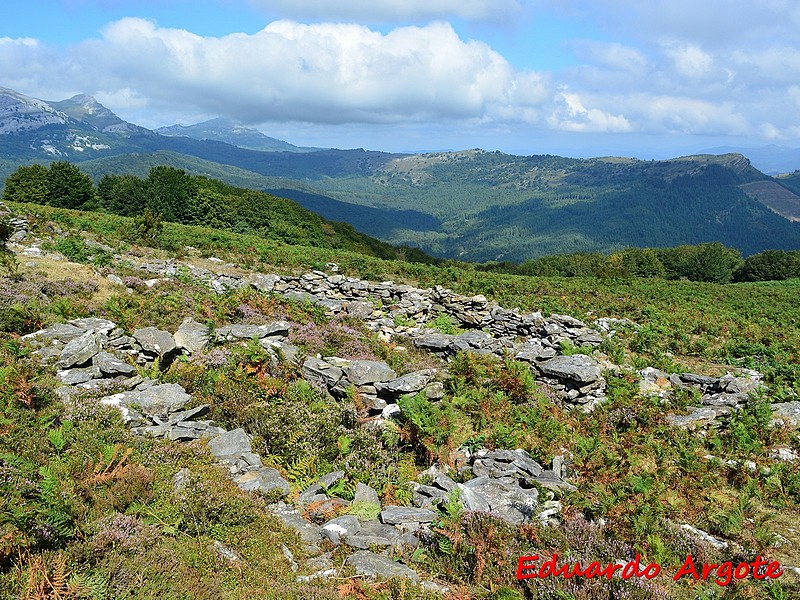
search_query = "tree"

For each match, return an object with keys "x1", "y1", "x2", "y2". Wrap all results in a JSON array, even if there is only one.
[
  {"x1": 734, "y1": 250, "x2": 800, "y2": 282},
  {"x1": 46, "y1": 161, "x2": 96, "y2": 209},
  {"x1": 98, "y1": 174, "x2": 148, "y2": 216},
  {"x1": 145, "y1": 166, "x2": 196, "y2": 223},
  {"x1": 2, "y1": 164, "x2": 49, "y2": 205}
]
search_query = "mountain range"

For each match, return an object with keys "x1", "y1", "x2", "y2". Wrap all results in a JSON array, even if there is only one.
[{"x1": 2, "y1": 86, "x2": 800, "y2": 261}]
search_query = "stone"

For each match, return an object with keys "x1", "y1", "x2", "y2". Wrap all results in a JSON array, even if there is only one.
[
  {"x1": 374, "y1": 370, "x2": 435, "y2": 396},
  {"x1": 461, "y1": 477, "x2": 539, "y2": 525},
  {"x1": 346, "y1": 301, "x2": 375, "y2": 319},
  {"x1": 23, "y1": 323, "x2": 85, "y2": 344},
  {"x1": 69, "y1": 317, "x2": 116, "y2": 335},
  {"x1": 342, "y1": 360, "x2": 397, "y2": 386},
  {"x1": 353, "y1": 483, "x2": 381, "y2": 506},
  {"x1": 93, "y1": 351, "x2": 136, "y2": 376},
  {"x1": 56, "y1": 331, "x2": 101, "y2": 369},
  {"x1": 208, "y1": 428, "x2": 252, "y2": 458},
  {"x1": 318, "y1": 470, "x2": 346, "y2": 489},
  {"x1": 321, "y1": 515, "x2": 361, "y2": 545},
  {"x1": 537, "y1": 355, "x2": 602, "y2": 384},
  {"x1": 173, "y1": 318, "x2": 211, "y2": 354},
  {"x1": 57, "y1": 367, "x2": 98, "y2": 385},
  {"x1": 380, "y1": 506, "x2": 437, "y2": 525},
  {"x1": 235, "y1": 468, "x2": 290, "y2": 497},
  {"x1": 345, "y1": 551, "x2": 419, "y2": 582},
  {"x1": 166, "y1": 404, "x2": 211, "y2": 426},
  {"x1": 133, "y1": 327, "x2": 177, "y2": 357},
  {"x1": 302, "y1": 357, "x2": 343, "y2": 389},
  {"x1": 412, "y1": 331, "x2": 453, "y2": 352},
  {"x1": 514, "y1": 342, "x2": 557, "y2": 362},
  {"x1": 771, "y1": 401, "x2": 800, "y2": 427},
  {"x1": 249, "y1": 273, "x2": 280, "y2": 292}
]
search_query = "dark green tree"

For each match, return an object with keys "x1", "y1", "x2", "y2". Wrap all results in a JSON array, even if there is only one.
[
  {"x1": 734, "y1": 250, "x2": 800, "y2": 282},
  {"x1": 2, "y1": 164, "x2": 49, "y2": 205},
  {"x1": 98, "y1": 174, "x2": 148, "y2": 216},
  {"x1": 46, "y1": 161, "x2": 96, "y2": 209},
  {"x1": 145, "y1": 166, "x2": 196, "y2": 223}
]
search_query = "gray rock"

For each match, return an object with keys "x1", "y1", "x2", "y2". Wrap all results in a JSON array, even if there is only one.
[
  {"x1": 346, "y1": 301, "x2": 375, "y2": 319},
  {"x1": 412, "y1": 331, "x2": 453, "y2": 352},
  {"x1": 425, "y1": 382, "x2": 445, "y2": 400},
  {"x1": 57, "y1": 366, "x2": 98, "y2": 385},
  {"x1": 342, "y1": 360, "x2": 397, "y2": 386},
  {"x1": 462, "y1": 477, "x2": 539, "y2": 524},
  {"x1": 108, "y1": 383, "x2": 192, "y2": 418},
  {"x1": 166, "y1": 404, "x2": 210, "y2": 426},
  {"x1": 57, "y1": 331, "x2": 100, "y2": 369},
  {"x1": 133, "y1": 327, "x2": 177, "y2": 357},
  {"x1": 173, "y1": 318, "x2": 211, "y2": 354},
  {"x1": 346, "y1": 551, "x2": 419, "y2": 582},
  {"x1": 260, "y1": 339, "x2": 300, "y2": 364},
  {"x1": 375, "y1": 370, "x2": 435, "y2": 396},
  {"x1": 268, "y1": 503, "x2": 324, "y2": 546},
  {"x1": 353, "y1": 482, "x2": 381, "y2": 506},
  {"x1": 321, "y1": 515, "x2": 361, "y2": 545},
  {"x1": 771, "y1": 401, "x2": 800, "y2": 427},
  {"x1": 302, "y1": 357, "x2": 343, "y2": 389},
  {"x1": 93, "y1": 351, "x2": 136, "y2": 376},
  {"x1": 208, "y1": 428, "x2": 252, "y2": 458},
  {"x1": 380, "y1": 506, "x2": 437, "y2": 525},
  {"x1": 538, "y1": 354, "x2": 602, "y2": 384},
  {"x1": 69, "y1": 317, "x2": 116, "y2": 335},
  {"x1": 249, "y1": 273, "x2": 280, "y2": 293},
  {"x1": 514, "y1": 342, "x2": 557, "y2": 362},
  {"x1": 318, "y1": 470, "x2": 346, "y2": 489},
  {"x1": 23, "y1": 323, "x2": 85, "y2": 344},
  {"x1": 235, "y1": 468, "x2": 290, "y2": 497},
  {"x1": 456, "y1": 484, "x2": 491, "y2": 512}
]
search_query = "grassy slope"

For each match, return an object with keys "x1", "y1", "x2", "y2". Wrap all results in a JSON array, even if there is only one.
[{"x1": 2, "y1": 203, "x2": 799, "y2": 598}]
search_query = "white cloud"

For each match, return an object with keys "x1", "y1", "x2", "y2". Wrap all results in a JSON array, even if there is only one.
[
  {"x1": 548, "y1": 92, "x2": 632, "y2": 133},
  {"x1": 248, "y1": 0, "x2": 524, "y2": 23},
  {"x1": 663, "y1": 43, "x2": 713, "y2": 79}
]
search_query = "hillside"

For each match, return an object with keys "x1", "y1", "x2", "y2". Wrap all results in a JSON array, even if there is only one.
[
  {"x1": 3, "y1": 86, "x2": 800, "y2": 262},
  {"x1": 156, "y1": 117, "x2": 320, "y2": 152},
  {"x1": 1, "y1": 200, "x2": 799, "y2": 598}
]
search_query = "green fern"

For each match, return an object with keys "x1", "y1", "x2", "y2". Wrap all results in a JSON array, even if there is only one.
[{"x1": 286, "y1": 455, "x2": 317, "y2": 490}]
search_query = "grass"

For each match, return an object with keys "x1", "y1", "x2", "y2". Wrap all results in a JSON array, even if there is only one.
[{"x1": 1, "y1": 201, "x2": 799, "y2": 598}]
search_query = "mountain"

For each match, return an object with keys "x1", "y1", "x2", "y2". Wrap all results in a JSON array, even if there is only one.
[
  {"x1": 2, "y1": 86, "x2": 800, "y2": 261},
  {"x1": 156, "y1": 117, "x2": 319, "y2": 152},
  {"x1": 49, "y1": 93, "x2": 151, "y2": 135},
  {"x1": 700, "y1": 144, "x2": 800, "y2": 175}
]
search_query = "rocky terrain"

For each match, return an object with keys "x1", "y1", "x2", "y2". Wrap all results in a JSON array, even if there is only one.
[{"x1": 5, "y1": 200, "x2": 799, "y2": 592}]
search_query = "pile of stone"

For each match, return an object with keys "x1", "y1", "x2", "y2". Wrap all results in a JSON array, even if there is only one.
[
  {"x1": 635, "y1": 367, "x2": 766, "y2": 429},
  {"x1": 22, "y1": 315, "x2": 577, "y2": 587}
]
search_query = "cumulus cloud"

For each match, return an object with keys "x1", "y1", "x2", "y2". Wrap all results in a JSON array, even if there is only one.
[{"x1": 248, "y1": 0, "x2": 524, "y2": 24}]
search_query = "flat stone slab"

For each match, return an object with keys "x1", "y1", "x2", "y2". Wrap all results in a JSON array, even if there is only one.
[
  {"x1": 133, "y1": 327, "x2": 177, "y2": 356},
  {"x1": 208, "y1": 428, "x2": 252, "y2": 458},
  {"x1": 537, "y1": 354, "x2": 602, "y2": 383},
  {"x1": 94, "y1": 351, "x2": 136, "y2": 376},
  {"x1": 173, "y1": 318, "x2": 211, "y2": 354},
  {"x1": 235, "y1": 467, "x2": 290, "y2": 497},
  {"x1": 346, "y1": 551, "x2": 419, "y2": 582},
  {"x1": 375, "y1": 370, "x2": 435, "y2": 395},
  {"x1": 380, "y1": 506, "x2": 437, "y2": 525},
  {"x1": 342, "y1": 360, "x2": 397, "y2": 386}
]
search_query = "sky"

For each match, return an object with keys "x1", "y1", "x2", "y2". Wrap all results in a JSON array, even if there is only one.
[{"x1": 2, "y1": 0, "x2": 800, "y2": 157}]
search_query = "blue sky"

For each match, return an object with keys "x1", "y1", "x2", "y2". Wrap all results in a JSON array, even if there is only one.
[{"x1": 3, "y1": 1, "x2": 800, "y2": 157}]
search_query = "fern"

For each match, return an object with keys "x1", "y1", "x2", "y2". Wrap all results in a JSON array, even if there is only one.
[{"x1": 286, "y1": 455, "x2": 316, "y2": 490}]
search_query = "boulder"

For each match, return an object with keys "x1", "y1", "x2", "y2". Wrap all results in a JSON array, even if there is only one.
[
  {"x1": 235, "y1": 468, "x2": 290, "y2": 497},
  {"x1": 57, "y1": 331, "x2": 100, "y2": 369},
  {"x1": 537, "y1": 355, "x2": 602, "y2": 384},
  {"x1": 173, "y1": 318, "x2": 210, "y2": 354},
  {"x1": 208, "y1": 428, "x2": 252, "y2": 458},
  {"x1": 346, "y1": 551, "x2": 419, "y2": 582},
  {"x1": 342, "y1": 360, "x2": 397, "y2": 386},
  {"x1": 133, "y1": 327, "x2": 177, "y2": 357}
]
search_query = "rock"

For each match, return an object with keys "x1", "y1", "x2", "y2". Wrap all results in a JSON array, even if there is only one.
[
  {"x1": 268, "y1": 502, "x2": 324, "y2": 547},
  {"x1": 342, "y1": 360, "x2": 397, "y2": 386},
  {"x1": 375, "y1": 370, "x2": 435, "y2": 396},
  {"x1": 680, "y1": 524, "x2": 729, "y2": 550},
  {"x1": 208, "y1": 428, "x2": 252, "y2": 459},
  {"x1": 173, "y1": 318, "x2": 211, "y2": 354},
  {"x1": 346, "y1": 551, "x2": 419, "y2": 582},
  {"x1": 57, "y1": 366, "x2": 98, "y2": 385},
  {"x1": 93, "y1": 351, "x2": 136, "y2": 376},
  {"x1": 538, "y1": 355, "x2": 602, "y2": 384},
  {"x1": 133, "y1": 327, "x2": 177, "y2": 357},
  {"x1": 461, "y1": 477, "x2": 539, "y2": 525},
  {"x1": 514, "y1": 342, "x2": 557, "y2": 362},
  {"x1": 57, "y1": 331, "x2": 100, "y2": 369},
  {"x1": 23, "y1": 323, "x2": 85, "y2": 344},
  {"x1": 235, "y1": 468, "x2": 290, "y2": 497},
  {"x1": 380, "y1": 506, "x2": 437, "y2": 525},
  {"x1": 302, "y1": 357, "x2": 343, "y2": 389},
  {"x1": 346, "y1": 301, "x2": 375, "y2": 319},
  {"x1": 771, "y1": 402, "x2": 800, "y2": 427},
  {"x1": 69, "y1": 317, "x2": 117, "y2": 335},
  {"x1": 211, "y1": 540, "x2": 240, "y2": 563},
  {"x1": 321, "y1": 515, "x2": 361, "y2": 545},
  {"x1": 353, "y1": 483, "x2": 381, "y2": 506},
  {"x1": 249, "y1": 273, "x2": 280, "y2": 293},
  {"x1": 412, "y1": 331, "x2": 453, "y2": 352}
]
